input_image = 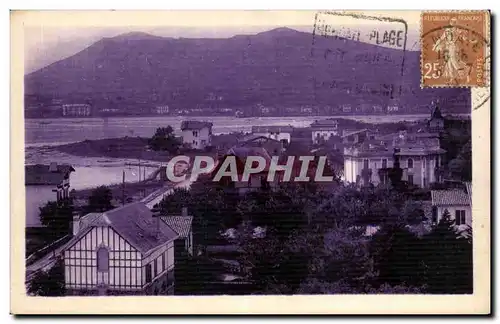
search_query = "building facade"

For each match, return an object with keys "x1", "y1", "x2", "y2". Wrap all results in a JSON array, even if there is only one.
[
  {"x1": 181, "y1": 121, "x2": 213, "y2": 150},
  {"x1": 62, "y1": 104, "x2": 92, "y2": 117},
  {"x1": 251, "y1": 125, "x2": 293, "y2": 145},
  {"x1": 62, "y1": 202, "x2": 178, "y2": 295},
  {"x1": 431, "y1": 186, "x2": 471, "y2": 228},
  {"x1": 310, "y1": 119, "x2": 339, "y2": 144},
  {"x1": 343, "y1": 133, "x2": 446, "y2": 188}
]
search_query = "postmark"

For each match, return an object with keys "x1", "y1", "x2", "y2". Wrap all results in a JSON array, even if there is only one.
[
  {"x1": 420, "y1": 11, "x2": 490, "y2": 88},
  {"x1": 313, "y1": 11, "x2": 408, "y2": 76}
]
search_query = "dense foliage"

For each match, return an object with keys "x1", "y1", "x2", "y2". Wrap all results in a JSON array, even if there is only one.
[
  {"x1": 158, "y1": 181, "x2": 473, "y2": 294},
  {"x1": 27, "y1": 259, "x2": 66, "y2": 296},
  {"x1": 149, "y1": 126, "x2": 181, "y2": 153}
]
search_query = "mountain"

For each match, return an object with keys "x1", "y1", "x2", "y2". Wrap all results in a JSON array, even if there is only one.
[{"x1": 25, "y1": 28, "x2": 470, "y2": 114}]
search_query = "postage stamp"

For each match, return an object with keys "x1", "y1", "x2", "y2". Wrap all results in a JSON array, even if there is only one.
[{"x1": 420, "y1": 10, "x2": 490, "y2": 88}]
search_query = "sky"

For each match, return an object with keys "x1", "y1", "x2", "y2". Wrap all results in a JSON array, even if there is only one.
[{"x1": 22, "y1": 10, "x2": 421, "y2": 73}]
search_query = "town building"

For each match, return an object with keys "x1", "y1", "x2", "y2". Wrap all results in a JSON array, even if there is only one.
[
  {"x1": 62, "y1": 202, "x2": 178, "y2": 296},
  {"x1": 62, "y1": 104, "x2": 92, "y2": 117},
  {"x1": 431, "y1": 183, "x2": 471, "y2": 228},
  {"x1": 180, "y1": 121, "x2": 213, "y2": 150},
  {"x1": 251, "y1": 125, "x2": 294, "y2": 145},
  {"x1": 238, "y1": 134, "x2": 284, "y2": 155},
  {"x1": 25, "y1": 163, "x2": 75, "y2": 227},
  {"x1": 154, "y1": 105, "x2": 170, "y2": 115},
  {"x1": 211, "y1": 146, "x2": 273, "y2": 195},
  {"x1": 343, "y1": 132, "x2": 446, "y2": 188},
  {"x1": 310, "y1": 119, "x2": 339, "y2": 144}
]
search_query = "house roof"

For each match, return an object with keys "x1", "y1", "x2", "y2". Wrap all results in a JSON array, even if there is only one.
[
  {"x1": 181, "y1": 120, "x2": 213, "y2": 131},
  {"x1": 161, "y1": 216, "x2": 193, "y2": 238},
  {"x1": 311, "y1": 119, "x2": 339, "y2": 129},
  {"x1": 341, "y1": 129, "x2": 369, "y2": 138},
  {"x1": 252, "y1": 125, "x2": 294, "y2": 134},
  {"x1": 431, "y1": 190, "x2": 470, "y2": 207},
  {"x1": 66, "y1": 202, "x2": 178, "y2": 255},
  {"x1": 25, "y1": 164, "x2": 75, "y2": 185},
  {"x1": 239, "y1": 134, "x2": 281, "y2": 144}
]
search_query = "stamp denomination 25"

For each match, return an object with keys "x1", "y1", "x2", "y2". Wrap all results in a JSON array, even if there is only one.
[{"x1": 421, "y1": 11, "x2": 490, "y2": 88}]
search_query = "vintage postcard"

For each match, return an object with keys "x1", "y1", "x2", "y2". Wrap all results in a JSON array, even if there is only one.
[{"x1": 11, "y1": 10, "x2": 490, "y2": 314}]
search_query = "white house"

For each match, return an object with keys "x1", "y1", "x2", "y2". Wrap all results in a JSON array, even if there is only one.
[
  {"x1": 310, "y1": 119, "x2": 339, "y2": 144},
  {"x1": 181, "y1": 121, "x2": 213, "y2": 150},
  {"x1": 251, "y1": 125, "x2": 293, "y2": 145},
  {"x1": 62, "y1": 202, "x2": 179, "y2": 296},
  {"x1": 431, "y1": 185, "x2": 472, "y2": 228},
  {"x1": 343, "y1": 133, "x2": 445, "y2": 188}
]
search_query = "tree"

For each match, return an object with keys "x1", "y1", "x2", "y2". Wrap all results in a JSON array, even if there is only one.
[
  {"x1": 86, "y1": 186, "x2": 114, "y2": 212},
  {"x1": 149, "y1": 126, "x2": 181, "y2": 153},
  {"x1": 39, "y1": 198, "x2": 74, "y2": 238},
  {"x1": 422, "y1": 212, "x2": 473, "y2": 294},
  {"x1": 27, "y1": 258, "x2": 66, "y2": 296}
]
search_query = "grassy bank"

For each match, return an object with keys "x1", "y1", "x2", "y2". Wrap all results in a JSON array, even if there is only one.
[{"x1": 55, "y1": 137, "x2": 172, "y2": 162}]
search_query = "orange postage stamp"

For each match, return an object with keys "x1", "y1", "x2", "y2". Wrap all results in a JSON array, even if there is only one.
[{"x1": 421, "y1": 10, "x2": 490, "y2": 88}]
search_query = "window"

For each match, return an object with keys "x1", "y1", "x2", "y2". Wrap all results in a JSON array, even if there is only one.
[
  {"x1": 154, "y1": 259, "x2": 158, "y2": 277},
  {"x1": 407, "y1": 158, "x2": 414, "y2": 169},
  {"x1": 145, "y1": 264, "x2": 152, "y2": 283},
  {"x1": 455, "y1": 210, "x2": 466, "y2": 225},
  {"x1": 407, "y1": 174, "x2": 414, "y2": 185},
  {"x1": 382, "y1": 159, "x2": 387, "y2": 169},
  {"x1": 97, "y1": 246, "x2": 109, "y2": 272},
  {"x1": 363, "y1": 159, "x2": 369, "y2": 169},
  {"x1": 193, "y1": 130, "x2": 198, "y2": 137},
  {"x1": 201, "y1": 140, "x2": 207, "y2": 145}
]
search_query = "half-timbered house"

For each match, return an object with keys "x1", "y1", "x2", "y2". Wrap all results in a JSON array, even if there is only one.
[{"x1": 62, "y1": 202, "x2": 179, "y2": 296}]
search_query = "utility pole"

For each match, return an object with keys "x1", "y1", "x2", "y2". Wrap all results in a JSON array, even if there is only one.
[{"x1": 122, "y1": 170, "x2": 125, "y2": 206}]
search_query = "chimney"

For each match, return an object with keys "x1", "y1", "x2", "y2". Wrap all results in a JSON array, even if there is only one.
[
  {"x1": 72, "y1": 211, "x2": 80, "y2": 236},
  {"x1": 182, "y1": 207, "x2": 188, "y2": 217},
  {"x1": 49, "y1": 162, "x2": 58, "y2": 172}
]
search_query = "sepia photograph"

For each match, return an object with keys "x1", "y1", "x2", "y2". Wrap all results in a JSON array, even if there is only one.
[{"x1": 10, "y1": 9, "x2": 491, "y2": 314}]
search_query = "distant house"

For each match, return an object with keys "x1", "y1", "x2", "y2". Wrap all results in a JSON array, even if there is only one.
[
  {"x1": 25, "y1": 163, "x2": 75, "y2": 227},
  {"x1": 310, "y1": 119, "x2": 339, "y2": 144},
  {"x1": 154, "y1": 105, "x2": 170, "y2": 115},
  {"x1": 238, "y1": 134, "x2": 283, "y2": 155},
  {"x1": 343, "y1": 132, "x2": 446, "y2": 188},
  {"x1": 161, "y1": 207, "x2": 194, "y2": 257},
  {"x1": 341, "y1": 129, "x2": 371, "y2": 145},
  {"x1": 431, "y1": 185, "x2": 471, "y2": 228},
  {"x1": 251, "y1": 125, "x2": 293, "y2": 145},
  {"x1": 63, "y1": 202, "x2": 179, "y2": 296},
  {"x1": 62, "y1": 104, "x2": 92, "y2": 117},
  {"x1": 180, "y1": 121, "x2": 213, "y2": 150},
  {"x1": 387, "y1": 105, "x2": 399, "y2": 113},
  {"x1": 211, "y1": 146, "x2": 273, "y2": 195}
]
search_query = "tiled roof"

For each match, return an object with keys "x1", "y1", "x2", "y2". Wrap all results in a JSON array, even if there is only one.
[
  {"x1": 252, "y1": 125, "x2": 294, "y2": 133},
  {"x1": 181, "y1": 120, "x2": 213, "y2": 131},
  {"x1": 68, "y1": 202, "x2": 178, "y2": 255},
  {"x1": 431, "y1": 190, "x2": 470, "y2": 206},
  {"x1": 161, "y1": 216, "x2": 193, "y2": 238},
  {"x1": 25, "y1": 164, "x2": 75, "y2": 185}
]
